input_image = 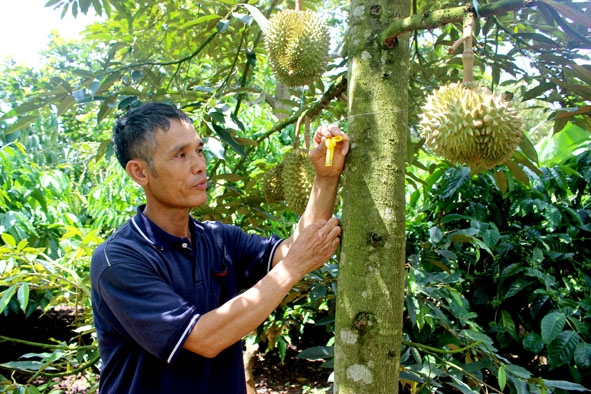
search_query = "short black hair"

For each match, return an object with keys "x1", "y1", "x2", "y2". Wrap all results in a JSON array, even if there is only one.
[{"x1": 112, "y1": 102, "x2": 192, "y2": 170}]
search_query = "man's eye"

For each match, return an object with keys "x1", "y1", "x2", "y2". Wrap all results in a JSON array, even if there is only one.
[{"x1": 178, "y1": 152, "x2": 186, "y2": 158}]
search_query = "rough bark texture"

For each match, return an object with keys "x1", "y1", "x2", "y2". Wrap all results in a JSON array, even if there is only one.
[{"x1": 334, "y1": 1, "x2": 409, "y2": 393}]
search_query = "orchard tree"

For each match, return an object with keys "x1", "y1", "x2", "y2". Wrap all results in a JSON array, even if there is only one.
[{"x1": 1, "y1": 0, "x2": 589, "y2": 393}]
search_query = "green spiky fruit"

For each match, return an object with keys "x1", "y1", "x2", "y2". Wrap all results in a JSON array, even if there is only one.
[
  {"x1": 281, "y1": 148, "x2": 315, "y2": 215},
  {"x1": 418, "y1": 82, "x2": 523, "y2": 169},
  {"x1": 262, "y1": 162, "x2": 285, "y2": 203},
  {"x1": 264, "y1": 9, "x2": 330, "y2": 87}
]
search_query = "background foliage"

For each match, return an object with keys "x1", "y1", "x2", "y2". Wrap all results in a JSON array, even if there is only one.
[{"x1": 0, "y1": 0, "x2": 589, "y2": 392}]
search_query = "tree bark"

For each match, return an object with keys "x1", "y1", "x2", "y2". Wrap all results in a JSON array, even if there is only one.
[{"x1": 334, "y1": 0, "x2": 409, "y2": 393}]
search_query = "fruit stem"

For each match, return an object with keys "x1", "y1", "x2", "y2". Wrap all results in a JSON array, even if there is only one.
[{"x1": 462, "y1": 12, "x2": 475, "y2": 83}]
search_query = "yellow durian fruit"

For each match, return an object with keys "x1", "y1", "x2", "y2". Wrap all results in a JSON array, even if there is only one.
[
  {"x1": 418, "y1": 82, "x2": 523, "y2": 169},
  {"x1": 262, "y1": 162, "x2": 285, "y2": 203},
  {"x1": 264, "y1": 9, "x2": 330, "y2": 87},
  {"x1": 281, "y1": 148, "x2": 315, "y2": 215}
]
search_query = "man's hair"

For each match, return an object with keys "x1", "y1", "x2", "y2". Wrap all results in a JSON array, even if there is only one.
[{"x1": 112, "y1": 102, "x2": 192, "y2": 171}]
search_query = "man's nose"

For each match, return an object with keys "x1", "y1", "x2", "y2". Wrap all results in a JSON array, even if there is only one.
[{"x1": 190, "y1": 152, "x2": 206, "y2": 173}]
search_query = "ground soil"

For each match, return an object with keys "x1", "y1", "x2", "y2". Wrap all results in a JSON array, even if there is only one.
[{"x1": 0, "y1": 307, "x2": 333, "y2": 393}]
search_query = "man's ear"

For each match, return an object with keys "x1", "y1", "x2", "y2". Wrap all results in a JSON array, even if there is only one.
[{"x1": 126, "y1": 159, "x2": 150, "y2": 186}]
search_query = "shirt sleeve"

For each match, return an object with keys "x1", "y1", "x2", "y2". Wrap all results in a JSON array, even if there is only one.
[{"x1": 94, "y1": 242, "x2": 200, "y2": 364}]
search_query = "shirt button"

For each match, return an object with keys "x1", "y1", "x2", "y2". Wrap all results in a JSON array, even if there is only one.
[{"x1": 181, "y1": 243, "x2": 188, "y2": 248}]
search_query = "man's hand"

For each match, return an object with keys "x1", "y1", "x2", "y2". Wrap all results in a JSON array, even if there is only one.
[
  {"x1": 282, "y1": 217, "x2": 342, "y2": 276},
  {"x1": 308, "y1": 125, "x2": 350, "y2": 178}
]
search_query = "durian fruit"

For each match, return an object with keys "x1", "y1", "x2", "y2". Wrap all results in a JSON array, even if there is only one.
[
  {"x1": 262, "y1": 162, "x2": 285, "y2": 203},
  {"x1": 264, "y1": 9, "x2": 330, "y2": 87},
  {"x1": 418, "y1": 82, "x2": 523, "y2": 169},
  {"x1": 281, "y1": 148, "x2": 315, "y2": 215}
]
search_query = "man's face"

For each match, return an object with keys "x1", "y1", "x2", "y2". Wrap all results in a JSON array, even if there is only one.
[{"x1": 143, "y1": 119, "x2": 208, "y2": 210}]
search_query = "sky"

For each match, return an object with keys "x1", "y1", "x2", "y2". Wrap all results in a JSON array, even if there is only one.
[{"x1": 0, "y1": 0, "x2": 98, "y2": 66}]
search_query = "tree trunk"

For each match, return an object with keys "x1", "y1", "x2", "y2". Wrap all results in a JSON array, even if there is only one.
[{"x1": 334, "y1": 0, "x2": 409, "y2": 392}]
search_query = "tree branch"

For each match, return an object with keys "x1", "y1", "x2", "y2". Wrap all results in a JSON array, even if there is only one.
[{"x1": 381, "y1": 0, "x2": 536, "y2": 45}]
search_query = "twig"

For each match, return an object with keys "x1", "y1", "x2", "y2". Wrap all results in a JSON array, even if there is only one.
[{"x1": 0, "y1": 335, "x2": 96, "y2": 351}]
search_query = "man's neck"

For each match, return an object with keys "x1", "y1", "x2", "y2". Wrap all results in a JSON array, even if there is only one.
[{"x1": 142, "y1": 204, "x2": 192, "y2": 240}]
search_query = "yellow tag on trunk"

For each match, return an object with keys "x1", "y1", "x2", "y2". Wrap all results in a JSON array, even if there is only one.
[{"x1": 325, "y1": 135, "x2": 343, "y2": 166}]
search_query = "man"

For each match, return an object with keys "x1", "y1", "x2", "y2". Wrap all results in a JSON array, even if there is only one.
[{"x1": 90, "y1": 102, "x2": 349, "y2": 393}]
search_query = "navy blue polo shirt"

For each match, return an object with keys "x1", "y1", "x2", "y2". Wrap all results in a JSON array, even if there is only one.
[{"x1": 90, "y1": 206, "x2": 282, "y2": 394}]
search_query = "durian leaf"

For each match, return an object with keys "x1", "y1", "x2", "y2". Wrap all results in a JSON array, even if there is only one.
[
  {"x1": 206, "y1": 122, "x2": 247, "y2": 158},
  {"x1": 505, "y1": 159, "x2": 530, "y2": 186},
  {"x1": 512, "y1": 151, "x2": 543, "y2": 176},
  {"x1": 5, "y1": 115, "x2": 39, "y2": 135},
  {"x1": 513, "y1": 32, "x2": 560, "y2": 47},
  {"x1": 522, "y1": 82, "x2": 555, "y2": 101},
  {"x1": 211, "y1": 173, "x2": 244, "y2": 182},
  {"x1": 216, "y1": 19, "x2": 231, "y2": 34},
  {"x1": 552, "y1": 105, "x2": 591, "y2": 120},
  {"x1": 566, "y1": 65, "x2": 591, "y2": 85},
  {"x1": 232, "y1": 12, "x2": 253, "y2": 26},
  {"x1": 203, "y1": 137, "x2": 225, "y2": 160},
  {"x1": 538, "y1": 0, "x2": 591, "y2": 29},
  {"x1": 518, "y1": 134, "x2": 539, "y2": 164},
  {"x1": 178, "y1": 15, "x2": 222, "y2": 30},
  {"x1": 493, "y1": 171, "x2": 508, "y2": 194},
  {"x1": 543, "y1": 380, "x2": 589, "y2": 392},
  {"x1": 549, "y1": 76, "x2": 591, "y2": 100},
  {"x1": 241, "y1": 4, "x2": 268, "y2": 33}
]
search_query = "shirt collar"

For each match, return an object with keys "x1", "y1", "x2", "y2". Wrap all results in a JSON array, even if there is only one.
[{"x1": 132, "y1": 205, "x2": 195, "y2": 252}]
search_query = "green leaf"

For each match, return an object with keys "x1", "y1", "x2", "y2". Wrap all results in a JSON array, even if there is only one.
[
  {"x1": 542, "y1": 380, "x2": 590, "y2": 392},
  {"x1": 207, "y1": 122, "x2": 247, "y2": 158},
  {"x1": 523, "y1": 332, "x2": 544, "y2": 353},
  {"x1": 518, "y1": 134, "x2": 539, "y2": 164},
  {"x1": 493, "y1": 170, "x2": 508, "y2": 193},
  {"x1": 505, "y1": 159, "x2": 530, "y2": 186},
  {"x1": 216, "y1": 19, "x2": 231, "y2": 33},
  {"x1": 203, "y1": 137, "x2": 225, "y2": 160},
  {"x1": 232, "y1": 12, "x2": 253, "y2": 25},
  {"x1": 498, "y1": 365, "x2": 507, "y2": 391},
  {"x1": 17, "y1": 283, "x2": 29, "y2": 313},
  {"x1": 504, "y1": 278, "x2": 534, "y2": 299},
  {"x1": 1, "y1": 233, "x2": 16, "y2": 247},
  {"x1": 482, "y1": 228, "x2": 500, "y2": 247},
  {"x1": 0, "y1": 360, "x2": 44, "y2": 371},
  {"x1": 440, "y1": 214, "x2": 472, "y2": 224},
  {"x1": 542, "y1": 204, "x2": 561, "y2": 230},
  {"x1": 574, "y1": 341, "x2": 591, "y2": 368},
  {"x1": 547, "y1": 330, "x2": 580, "y2": 368},
  {"x1": 537, "y1": 123, "x2": 590, "y2": 165},
  {"x1": 499, "y1": 310, "x2": 515, "y2": 332},
  {"x1": 440, "y1": 167, "x2": 471, "y2": 199},
  {"x1": 514, "y1": 32, "x2": 560, "y2": 47},
  {"x1": 541, "y1": 312, "x2": 566, "y2": 343},
  {"x1": 538, "y1": 0, "x2": 591, "y2": 29},
  {"x1": 0, "y1": 286, "x2": 17, "y2": 315},
  {"x1": 429, "y1": 226, "x2": 443, "y2": 243},
  {"x1": 522, "y1": 82, "x2": 555, "y2": 101},
  {"x1": 178, "y1": 14, "x2": 221, "y2": 29},
  {"x1": 296, "y1": 346, "x2": 334, "y2": 360},
  {"x1": 505, "y1": 364, "x2": 533, "y2": 379},
  {"x1": 460, "y1": 330, "x2": 497, "y2": 351},
  {"x1": 241, "y1": 4, "x2": 268, "y2": 33},
  {"x1": 553, "y1": 105, "x2": 591, "y2": 120},
  {"x1": 5, "y1": 115, "x2": 39, "y2": 135}
]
